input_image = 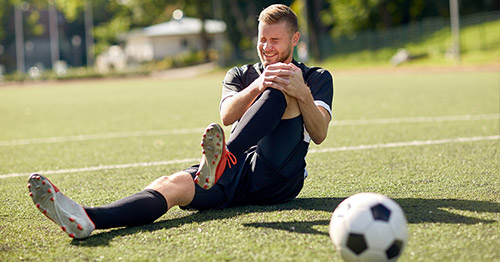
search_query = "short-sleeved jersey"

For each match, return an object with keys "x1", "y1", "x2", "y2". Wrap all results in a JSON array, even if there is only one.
[{"x1": 221, "y1": 59, "x2": 334, "y2": 121}]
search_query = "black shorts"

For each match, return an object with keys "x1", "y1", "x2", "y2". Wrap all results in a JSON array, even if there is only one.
[{"x1": 181, "y1": 146, "x2": 305, "y2": 211}]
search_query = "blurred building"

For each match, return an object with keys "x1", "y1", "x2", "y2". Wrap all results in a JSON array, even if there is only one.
[{"x1": 123, "y1": 17, "x2": 226, "y2": 62}]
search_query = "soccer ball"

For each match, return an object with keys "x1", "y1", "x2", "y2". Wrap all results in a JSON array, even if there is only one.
[{"x1": 329, "y1": 193, "x2": 408, "y2": 262}]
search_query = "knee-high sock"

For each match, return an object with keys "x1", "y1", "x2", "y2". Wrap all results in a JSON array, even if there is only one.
[
  {"x1": 84, "y1": 189, "x2": 168, "y2": 229},
  {"x1": 226, "y1": 88, "x2": 287, "y2": 156}
]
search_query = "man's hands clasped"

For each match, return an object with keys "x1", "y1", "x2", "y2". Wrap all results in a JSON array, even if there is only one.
[{"x1": 258, "y1": 63, "x2": 310, "y2": 102}]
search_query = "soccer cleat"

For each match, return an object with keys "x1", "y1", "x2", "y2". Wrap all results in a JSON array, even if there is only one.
[
  {"x1": 28, "y1": 174, "x2": 95, "y2": 239},
  {"x1": 194, "y1": 123, "x2": 237, "y2": 190}
]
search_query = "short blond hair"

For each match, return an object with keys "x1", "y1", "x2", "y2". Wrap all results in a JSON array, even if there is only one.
[{"x1": 258, "y1": 4, "x2": 298, "y2": 35}]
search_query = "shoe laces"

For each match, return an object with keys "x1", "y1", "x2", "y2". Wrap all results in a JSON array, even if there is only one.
[{"x1": 224, "y1": 149, "x2": 237, "y2": 168}]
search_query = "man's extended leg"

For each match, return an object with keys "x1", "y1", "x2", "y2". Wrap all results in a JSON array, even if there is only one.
[
  {"x1": 28, "y1": 172, "x2": 195, "y2": 239},
  {"x1": 85, "y1": 172, "x2": 195, "y2": 229}
]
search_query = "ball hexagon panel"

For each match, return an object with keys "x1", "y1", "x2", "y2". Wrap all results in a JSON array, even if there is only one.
[
  {"x1": 364, "y1": 221, "x2": 395, "y2": 251},
  {"x1": 358, "y1": 248, "x2": 391, "y2": 262},
  {"x1": 345, "y1": 207, "x2": 374, "y2": 233},
  {"x1": 389, "y1": 211, "x2": 408, "y2": 242}
]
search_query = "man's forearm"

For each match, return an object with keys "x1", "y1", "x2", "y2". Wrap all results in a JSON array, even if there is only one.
[
  {"x1": 297, "y1": 91, "x2": 330, "y2": 144},
  {"x1": 220, "y1": 83, "x2": 262, "y2": 126}
]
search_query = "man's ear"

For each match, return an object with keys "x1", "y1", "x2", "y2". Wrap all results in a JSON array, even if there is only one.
[{"x1": 292, "y1": 31, "x2": 300, "y2": 46}]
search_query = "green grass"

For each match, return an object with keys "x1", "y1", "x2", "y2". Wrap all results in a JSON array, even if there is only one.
[{"x1": 0, "y1": 69, "x2": 499, "y2": 261}]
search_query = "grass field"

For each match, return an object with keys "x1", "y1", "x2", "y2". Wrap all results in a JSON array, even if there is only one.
[{"x1": 0, "y1": 67, "x2": 499, "y2": 261}]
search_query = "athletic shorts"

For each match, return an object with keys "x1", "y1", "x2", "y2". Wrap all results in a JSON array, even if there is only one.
[{"x1": 181, "y1": 146, "x2": 305, "y2": 211}]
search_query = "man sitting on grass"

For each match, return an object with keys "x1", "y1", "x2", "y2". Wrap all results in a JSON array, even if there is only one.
[{"x1": 28, "y1": 4, "x2": 333, "y2": 239}]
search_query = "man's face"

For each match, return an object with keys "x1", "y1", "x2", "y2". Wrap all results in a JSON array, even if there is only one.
[{"x1": 257, "y1": 21, "x2": 299, "y2": 67}]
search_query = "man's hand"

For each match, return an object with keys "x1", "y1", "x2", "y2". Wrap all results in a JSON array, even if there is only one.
[
  {"x1": 220, "y1": 63, "x2": 293, "y2": 126},
  {"x1": 278, "y1": 63, "x2": 310, "y2": 102},
  {"x1": 259, "y1": 63, "x2": 294, "y2": 92},
  {"x1": 261, "y1": 63, "x2": 309, "y2": 103}
]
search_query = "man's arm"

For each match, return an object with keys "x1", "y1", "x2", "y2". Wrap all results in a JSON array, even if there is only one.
[
  {"x1": 279, "y1": 63, "x2": 331, "y2": 144},
  {"x1": 220, "y1": 81, "x2": 262, "y2": 126},
  {"x1": 296, "y1": 91, "x2": 331, "y2": 144},
  {"x1": 220, "y1": 63, "x2": 294, "y2": 126}
]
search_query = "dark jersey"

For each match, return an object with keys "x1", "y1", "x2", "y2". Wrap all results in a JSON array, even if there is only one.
[
  {"x1": 221, "y1": 59, "x2": 334, "y2": 129},
  {"x1": 184, "y1": 61, "x2": 333, "y2": 210}
]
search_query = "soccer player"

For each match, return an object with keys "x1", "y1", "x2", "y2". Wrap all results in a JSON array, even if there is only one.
[{"x1": 27, "y1": 4, "x2": 333, "y2": 239}]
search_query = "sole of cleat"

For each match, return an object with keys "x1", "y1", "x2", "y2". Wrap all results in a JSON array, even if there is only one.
[
  {"x1": 195, "y1": 123, "x2": 224, "y2": 190},
  {"x1": 28, "y1": 174, "x2": 95, "y2": 239}
]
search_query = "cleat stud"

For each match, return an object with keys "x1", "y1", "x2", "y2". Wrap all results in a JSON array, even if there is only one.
[
  {"x1": 214, "y1": 154, "x2": 218, "y2": 158},
  {"x1": 77, "y1": 224, "x2": 83, "y2": 230},
  {"x1": 69, "y1": 233, "x2": 75, "y2": 238},
  {"x1": 194, "y1": 176, "x2": 199, "y2": 184},
  {"x1": 212, "y1": 161, "x2": 216, "y2": 165},
  {"x1": 50, "y1": 197, "x2": 54, "y2": 202},
  {"x1": 203, "y1": 184, "x2": 209, "y2": 189},
  {"x1": 69, "y1": 217, "x2": 75, "y2": 222},
  {"x1": 36, "y1": 176, "x2": 40, "y2": 180},
  {"x1": 202, "y1": 150, "x2": 205, "y2": 154},
  {"x1": 42, "y1": 210, "x2": 47, "y2": 214},
  {"x1": 42, "y1": 181, "x2": 46, "y2": 185},
  {"x1": 27, "y1": 183, "x2": 31, "y2": 188},
  {"x1": 36, "y1": 203, "x2": 40, "y2": 208},
  {"x1": 205, "y1": 177, "x2": 209, "y2": 183},
  {"x1": 216, "y1": 142, "x2": 220, "y2": 146},
  {"x1": 216, "y1": 134, "x2": 220, "y2": 138},
  {"x1": 201, "y1": 142, "x2": 204, "y2": 147},
  {"x1": 47, "y1": 189, "x2": 52, "y2": 193},
  {"x1": 61, "y1": 226, "x2": 66, "y2": 232},
  {"x1": 29, "y1": 192, "x2": 33, "y2": 197}
]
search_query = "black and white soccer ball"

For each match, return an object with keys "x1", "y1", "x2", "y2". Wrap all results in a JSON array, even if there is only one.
[{"x1": 329, "y1": 193, "x2": 408, "y2": 262}]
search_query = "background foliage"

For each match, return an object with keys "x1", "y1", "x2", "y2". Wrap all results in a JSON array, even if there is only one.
[{"x1": 0, "y1": 0, "x2": 498, "y2": 73}]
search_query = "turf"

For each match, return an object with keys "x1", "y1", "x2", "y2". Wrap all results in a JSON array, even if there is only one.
[{"x1": 0, "y1": 69, "x2": 499, "y2": 261}]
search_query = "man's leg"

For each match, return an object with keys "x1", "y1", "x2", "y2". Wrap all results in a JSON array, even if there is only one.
[
  {"x1": 226, "y1": 88, "x2": 287, "y2": 156},
  {"x1": 28, "y1": 172, "x2": 195, "y2": 239},
  {"x1": 84, "y1": 172, "x2": 194, "y2": 229},
  {"x1": 195, "y1": 88, "x2": 288, "y2": 189}
]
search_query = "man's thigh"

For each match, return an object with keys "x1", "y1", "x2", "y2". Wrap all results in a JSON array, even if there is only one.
[
  {"x1": 180, "y1": 165, "x2": 229, "y2": 210},
  {"x1": 239, "y1": 154, "x2": 305, "y2": 206}
]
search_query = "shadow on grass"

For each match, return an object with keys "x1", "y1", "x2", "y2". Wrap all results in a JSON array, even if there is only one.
[{"x1": 72, "y1": 197, "x2": 499, "y2": 246}]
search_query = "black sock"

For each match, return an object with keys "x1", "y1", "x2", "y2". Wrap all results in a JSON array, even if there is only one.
[
  {"x1": 226, "y1": 88, "x2": 286, "y2": 155},
  {"x1": 84, "y1": 189, "x2": 168, "y2": 229}
]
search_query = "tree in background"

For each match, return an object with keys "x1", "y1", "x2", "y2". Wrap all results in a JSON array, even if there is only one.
[
  {"x1": 0, "y1": 0, "x2": 498, "y2": 73},
  {"x1": 323, "y1": 0, "x2": 499, "y2": 36}
]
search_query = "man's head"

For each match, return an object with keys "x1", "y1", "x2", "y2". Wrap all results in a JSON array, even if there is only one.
[{"x1": 257, "y1": 4, "x2": 300, "y2": 67}]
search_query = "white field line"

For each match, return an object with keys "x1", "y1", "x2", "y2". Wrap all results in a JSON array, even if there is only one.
[
  {"x1": 1, "y1": 135, "x2": 498, "y2": 179},
  {"x1": 0, "y1": 128, "x2": 204, "y2": 147},
  {"x1": 1, "y1": 114, "x2": 498, "y2": 147},
  {"x1": 308, "y1": 135, "x2": 499, "y2": 154},
  {"x1": 0, "y1": 158, "x2": 199, "y2": 179},
  {"x1": 332, "y1": 113, "x2": 499, "y2": 126}
]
